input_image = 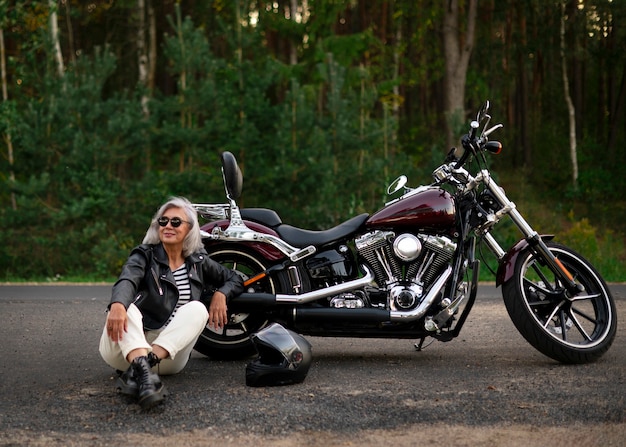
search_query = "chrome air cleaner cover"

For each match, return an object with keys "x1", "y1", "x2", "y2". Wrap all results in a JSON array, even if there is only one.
[{"x1": 393, "y1": 234, "x2": 422, "y2": 262}]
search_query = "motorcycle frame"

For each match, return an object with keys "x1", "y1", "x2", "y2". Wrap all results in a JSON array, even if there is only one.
[{"x1": 195, "y1": 204, "x2": 472, "y2": 330}]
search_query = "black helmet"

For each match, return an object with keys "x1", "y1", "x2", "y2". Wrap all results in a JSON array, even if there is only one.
[{"x1": 245, "y1": 323, "x2": 313, "y2": 387}]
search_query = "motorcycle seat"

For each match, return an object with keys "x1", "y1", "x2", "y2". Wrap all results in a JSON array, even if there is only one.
[
  {"x1": 275, "y1": 213, "x2": 370, "y2": 248},
  {"x1": 241, "y1": 208, "x2": 283, "y2": 228}
]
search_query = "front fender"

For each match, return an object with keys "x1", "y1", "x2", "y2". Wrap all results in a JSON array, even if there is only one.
[
  {"x1": 200, "y1": 220, "x2": 287, "y2": 262},
  {"x1": 496, "y1": 234, "x2": 554, "y2": 287}
]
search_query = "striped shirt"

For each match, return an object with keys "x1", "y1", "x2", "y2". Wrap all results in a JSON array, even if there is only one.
[{"x1": 165, "y1": 264, "x2": 191, "y2": 326}]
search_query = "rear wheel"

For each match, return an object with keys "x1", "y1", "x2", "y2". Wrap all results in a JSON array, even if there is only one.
[
  {"x1": 502, "y1": 242, "x2": 616, "y2": 364},
  {"x1": 194, "y1": 245, "x2": 288, "y2": 360}
]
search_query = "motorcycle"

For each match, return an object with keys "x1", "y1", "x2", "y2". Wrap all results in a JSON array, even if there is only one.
[{"x1": 192, "y1": 101, "x2": 617, "y2": 364}]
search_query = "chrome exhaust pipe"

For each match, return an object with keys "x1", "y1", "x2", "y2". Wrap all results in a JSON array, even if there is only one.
[
  {"x1": 275, "y1": 266, "x2": 376, "y2": 304},
  {"x1": 230, "y1": 266, "x2": 375, "y2": 311},
  {"x1": 231, "y1": 265, "x2": 450, "y2": 325},
  {"x1": 294, "y1": 266, "x2": 452, "y2": 324}
]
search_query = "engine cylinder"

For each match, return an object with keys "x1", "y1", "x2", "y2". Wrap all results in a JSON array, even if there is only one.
[{"x1": 356, "y1": 231, "x2": 457, "y2": 291}]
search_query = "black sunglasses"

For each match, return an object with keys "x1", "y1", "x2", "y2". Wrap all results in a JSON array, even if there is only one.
[{"x1": 157, "y1": 216, "x2": 190, "y2": 228}]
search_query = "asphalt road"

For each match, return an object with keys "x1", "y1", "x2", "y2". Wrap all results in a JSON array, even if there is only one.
[{"x1": 0, "y1": 284, "x2": 624, "y2": 446}]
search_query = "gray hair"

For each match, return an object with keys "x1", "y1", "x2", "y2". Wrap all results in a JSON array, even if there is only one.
[{"x1": 142, "y1": 196, "x2": 204, "y2": 257}]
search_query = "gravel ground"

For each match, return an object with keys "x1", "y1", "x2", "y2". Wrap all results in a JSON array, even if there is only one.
[{"x1": 0, "y1": 285, "x2": 624, "y2": 446}]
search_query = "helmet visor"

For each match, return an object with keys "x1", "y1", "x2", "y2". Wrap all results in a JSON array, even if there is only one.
[{"x1": 253, "y1": 323, "x2": 307, "y2": 368}]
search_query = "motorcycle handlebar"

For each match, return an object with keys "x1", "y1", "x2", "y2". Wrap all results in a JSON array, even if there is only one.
[
  {"x1": 453, "y1": 113, "x2": 503, "y2": 169},
  {"x1": 444, "y1": 102, "x2": 503, "y2": 173}
]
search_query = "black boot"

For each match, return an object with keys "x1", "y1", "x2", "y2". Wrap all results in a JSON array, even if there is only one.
[
  {"x1": 132, "y1": 354, "x2": 167, "y2": 409},
  {"x1": 115, "y1": 352, "x2": 162, "y2": 398},
  {"x1": 115, "y1": 366, "x2": 138, "y2": 397}
]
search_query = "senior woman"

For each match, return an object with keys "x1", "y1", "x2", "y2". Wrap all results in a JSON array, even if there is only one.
[{"x1": 99, "y1": 196, "x2": 244, "y2": 409}]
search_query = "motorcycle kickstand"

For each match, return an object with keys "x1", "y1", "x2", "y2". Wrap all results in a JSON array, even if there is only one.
[{"x1": 414, "y1": 337, "x2": 427, "y2": 351}]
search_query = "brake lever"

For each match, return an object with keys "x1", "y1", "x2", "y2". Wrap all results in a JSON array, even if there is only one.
[
  {"x1": 481, "y1": 113, "x2": 492, "y2": 137},
  {"x1": 483, "y1": 124, "x2": 503, "y2": 138}
]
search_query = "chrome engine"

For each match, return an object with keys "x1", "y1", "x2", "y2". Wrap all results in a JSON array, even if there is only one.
[{"x1": 354, "y1": 231, "x2": 457, "y2": 311}]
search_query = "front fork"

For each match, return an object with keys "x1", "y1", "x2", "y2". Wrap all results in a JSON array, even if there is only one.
[{"x1": 476, "y1": 170, "x2": 582, "y2": 294}]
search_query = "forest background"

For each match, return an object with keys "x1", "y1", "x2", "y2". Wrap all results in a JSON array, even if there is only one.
[{"x1": 0, "y1": 0, "x2": 625, "y2": 281}]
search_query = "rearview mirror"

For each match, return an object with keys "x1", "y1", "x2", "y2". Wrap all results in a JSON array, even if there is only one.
[{"x1": 387, "y1": 175, "x2": 408, "y2": 195}]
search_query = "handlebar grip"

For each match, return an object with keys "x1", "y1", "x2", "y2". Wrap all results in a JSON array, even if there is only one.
[{"x1": 469, "y1": 120, "x2": 479, "y2": 140}]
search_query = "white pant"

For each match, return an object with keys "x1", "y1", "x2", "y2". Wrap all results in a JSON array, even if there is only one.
[{"x1": 99, "y1": 301, "x2": 209, "y2": 375}]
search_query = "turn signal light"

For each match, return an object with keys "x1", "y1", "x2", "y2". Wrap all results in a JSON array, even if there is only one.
[{"x1": 485, "y1": 141, "x2": 502, "y2": 154}]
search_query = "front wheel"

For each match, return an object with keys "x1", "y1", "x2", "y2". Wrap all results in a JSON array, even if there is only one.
[
  {"x1": 194, "y1": 245, "x2": 289, "y2": 360},
  {"x1": 502, "y1": 242, "x2": 616, "y2": 364}
]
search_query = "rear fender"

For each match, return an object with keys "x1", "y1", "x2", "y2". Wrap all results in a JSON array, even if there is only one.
[
  {"x1": 201, "y1": 220, "x2": 286, "y2": 262},
  {"x1": 496, "y1": 234, "x2": 554, "y2": 287}
]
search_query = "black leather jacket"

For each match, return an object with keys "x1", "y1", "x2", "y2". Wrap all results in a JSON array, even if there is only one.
[{"x1": 109, "y1": 243, "x2": 244, "y2": 330}]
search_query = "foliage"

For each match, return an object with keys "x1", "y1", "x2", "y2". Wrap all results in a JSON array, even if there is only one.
[{"x1": 0, "y1": 0, "x2": 624, "y2": 281}]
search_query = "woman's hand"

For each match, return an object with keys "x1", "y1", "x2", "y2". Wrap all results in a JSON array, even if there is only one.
[
  {"x1": 208, "y1": 291, "x2": 228, "y2": 330},
  {"x1": 106, "y1": 302, "x2": 128, "y2": 342}
]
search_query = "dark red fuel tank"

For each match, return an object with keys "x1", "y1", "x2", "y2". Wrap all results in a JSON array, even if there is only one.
[{"x1": 366, "y1": 187, "x2": 456, "y2": 232}]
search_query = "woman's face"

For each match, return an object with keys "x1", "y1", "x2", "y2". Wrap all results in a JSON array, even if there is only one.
[{"x1": 158, "y1": 206, "x2": 192, "y2": 248}]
